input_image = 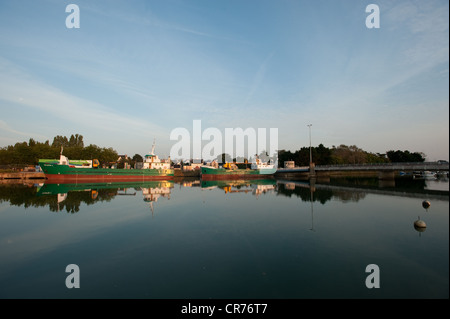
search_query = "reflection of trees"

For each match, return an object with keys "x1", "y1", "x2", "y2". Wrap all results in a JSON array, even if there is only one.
[
  {"x1": 0, "y1": 184, "x2": 44, "y2": 208},
  {"x1": 276, "y1": 183, "x2": 333, "y2": 204},
  {"x1": 47, "y1": 190, "x2": 117, "y2": 213},
  {"x1": 276, "y1": 182, "x2": 369, "y2": 203},
  {"x1": 329, "y1": 177, "x2": 379, "y2": 187},
  {"x1": 395, "y1": 177, "x2": 426, "y2": 190},
  {"x1": 0, "y1": 185, "x2": 117, "y2": 213},
  {"x1": 330, "y1": 190, "x2": 366, "y2": 202},
  {"x1": 329, "y1": 176, "x2": 428, "y2": 192}
]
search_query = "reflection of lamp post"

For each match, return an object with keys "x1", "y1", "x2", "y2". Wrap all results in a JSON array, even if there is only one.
[
  {"x1": 307, "y1": 124, "x2": 312, "y2": 164},
  {"x1": 310, "y1": 187, "x2": 315, "y2": 232}
]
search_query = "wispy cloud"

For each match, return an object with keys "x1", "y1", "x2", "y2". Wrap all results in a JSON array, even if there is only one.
[
  {"x1": 0, "y1": 57, "x2": 165, "y2": 137},
  {"x1": 0, "y1": 119, "x2": 47, "y2": 140},
  {"x1": 0, "y1": 0, "x2": 448, "y2": 160},
  {"x1": 81, "y1": 1, "x2": 239, "y2": 42},
  {"x1": 242, "y1": 52, "x2": 275, "y2": 108},
  {"x1": 384, "y1": 0, "x2": 449, "y2": 68}
]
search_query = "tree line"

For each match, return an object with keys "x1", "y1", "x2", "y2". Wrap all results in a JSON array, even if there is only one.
[
  {"x1": 189, "y1": 144, "x2": 426, "y2": 167},
  {"x1": 0, "y1": 135, "x2": 427, "y2": 167},
  {"x1": 277, "y1": 144, "x2": 426, "y2": 167},
  {"x1": 0, "y1": 134, "x2": 119, "y2": 166}
]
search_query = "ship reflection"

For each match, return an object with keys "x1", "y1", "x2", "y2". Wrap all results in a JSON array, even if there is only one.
[
  {"x1": 36, "y1": 180, "x2": 174, "y2": 214},
  {"x1": 35, "y1": 179, "x2": 278, "y2": 213},
  {"x1": 200, "y1": 179, "x2": 276, "y2": 198},
  {"x1": 141, "y1": 181, "x2": 173, "y2": 216}
]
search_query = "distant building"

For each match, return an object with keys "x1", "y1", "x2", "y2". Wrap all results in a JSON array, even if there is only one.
[
  {"x1": 191, "y1": 159, "x2": 203, "y2": 170},
  {"x1": 181, "y1": 159, "x2": 203, "y2": 170},
  {"x1": 172, "y1": 161, "x2": 182, "y2": 170},
  {"x1": 284, "y1": 161, "x2": 295, "y2": 169}
]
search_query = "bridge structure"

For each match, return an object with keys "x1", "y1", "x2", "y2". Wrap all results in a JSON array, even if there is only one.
[{"x1": 275, "y1": 162, "x2": 449, "y2": 180}]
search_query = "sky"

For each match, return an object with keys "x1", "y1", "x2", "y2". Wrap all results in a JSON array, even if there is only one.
[{"x1": 0, "y1": 0, "x2": 448, "y2": 161}]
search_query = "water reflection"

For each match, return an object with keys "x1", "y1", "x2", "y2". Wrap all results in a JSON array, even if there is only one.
[
  {"x1": 34, "y1": 181, "x2": 174, "y2": 213},
  {"x1": 0, "y1": 177, "x2": 448, "y2": 299},
  {"x1": 1, "y1": 177, "x2": 448, "y2": 241},
  {"x1": 141, "y1": 182, "x2": 173, "y2": 216},
  {"x1": 309, "y1": 185, "x2": 315, "y2": 232},
  {"x1": 276, "y1": 180, "x2": 334, "y2": 203},
  {"x1": 0, "y1": 177, "x2": 447, "y2": 212},
  {"x1": 200, "y1": 179, "x2": 276, "y2": 198}
]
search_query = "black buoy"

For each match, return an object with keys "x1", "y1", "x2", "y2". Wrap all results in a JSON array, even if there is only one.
[{"x1": 422, "y1": 200, "x2": 431, "y2": 209}]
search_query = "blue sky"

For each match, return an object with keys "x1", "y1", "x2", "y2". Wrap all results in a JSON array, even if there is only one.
[{"x1": 0, "y1": 0, "x2": 448, "y2": 161}]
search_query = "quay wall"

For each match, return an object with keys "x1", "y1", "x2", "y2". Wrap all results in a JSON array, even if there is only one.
[
  {"x1": 174, "y1": 169, "x2": 200, "y2": 177},
  {"x1": 275, "y1": 170, "x2": 395, "y2": 180},
  {"x1": 0, "y1": 172, "x2": 46, "y2": 181}
]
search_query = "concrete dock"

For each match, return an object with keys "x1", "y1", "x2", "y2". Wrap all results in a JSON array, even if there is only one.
[{"x1": 0, "y1": 172, "x2": 46, "y2": 181}]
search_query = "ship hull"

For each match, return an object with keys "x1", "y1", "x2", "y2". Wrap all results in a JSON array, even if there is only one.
[
  {"x1": 200, "y1": 166, "x2": 276, "y2": 181},
  {"x1": 40, "y1": 163, "x2": 174, "y2": 182}
]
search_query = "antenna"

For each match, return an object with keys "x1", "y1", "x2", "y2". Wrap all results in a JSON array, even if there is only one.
[{"x1": 151, "y1": 138, "x2": 156, "y2": 155}]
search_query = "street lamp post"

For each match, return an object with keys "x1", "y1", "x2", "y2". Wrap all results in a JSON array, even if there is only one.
[{"x1": 307, "y1": 124, "x2": 312, "y2": 164}]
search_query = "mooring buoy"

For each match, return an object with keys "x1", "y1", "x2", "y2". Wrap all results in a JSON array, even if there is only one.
[
  {"x1": 422, "y1": 200, "x2": 431, "y2": 209},
  {"x1": 414, "y1": 217, "x2": 427, "y2": 231}
]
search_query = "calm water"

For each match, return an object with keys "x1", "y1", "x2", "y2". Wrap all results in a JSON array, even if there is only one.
[{"x1": 0, "y1": 176, "x2": 448, "y2": 299}]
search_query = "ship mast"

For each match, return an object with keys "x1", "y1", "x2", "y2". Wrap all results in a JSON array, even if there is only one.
[{"x1": 151, "y1": 138, "x2": 156, "y2": 155}]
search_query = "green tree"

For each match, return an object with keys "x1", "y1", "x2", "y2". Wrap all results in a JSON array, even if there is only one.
[
  {"x1": 99, "y1": 147, "x2": 119, "y2": 165},
  {"x1": 52, "y1": 135, "x2": 69, "y2": 148},
  {"x1": 68, "y1": 134, "x2": 84, "y2": 147},
  {"x1": 0, "y1": 134, "x2": 119, "y2": 166},
  {"x1": 294, "y1": 147, "x2": 310, "y2": 166},
  {"x1": 13, "y1": 142, "x2": 32, "y2": 164},
  {"x1": 386, "y1": 150, "x2": 425, "y2": 162},
  {"x1": 365, "y1": 152, "x2": 388, "y2": 163},
  {"x1": 314, "y1": 144, "x2": 332, "y2": 165},
  {"x1": 82, "y1": 144, "x2": 101, "y2": 160},
  {"x1": 331, "y1": 145, "x2": 366, "y2": 164},
  {"x1": 217, "y1": 153, "x2": 232, "y2": 163},
  {"x1": 132, "y1": 154, "x2": 143, "y2": 162},
  {"x1": 28, "y1": 138, "x2": 36, "y2": 147}
]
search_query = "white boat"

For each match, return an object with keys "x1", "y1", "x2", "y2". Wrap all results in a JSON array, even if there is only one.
[
  {"x1": 413, "y1": 171, "x2": 437, "y2": 179},
  {"x1": 251, "y1": 156, "x2": 276, "y2": 171}
]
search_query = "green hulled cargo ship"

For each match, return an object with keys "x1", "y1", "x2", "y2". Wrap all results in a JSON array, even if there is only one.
[
  {"x1": 200, "y1": 157, "x2": 276, "y2": 181},
  {"x1": 39, "y1": 146, "x2": 173, "y2": 183}
]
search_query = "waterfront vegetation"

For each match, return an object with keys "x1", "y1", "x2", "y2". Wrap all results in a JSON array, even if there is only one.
[
  {"x1": 277, "y1": 144, "x2": 426, "y2": 167},
  {"x1": 0, "y1": 134, "x2": 118, "y2": 167},
  {"x1": 0, "y1": 135, "x2": 426, "y2": 168}
]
